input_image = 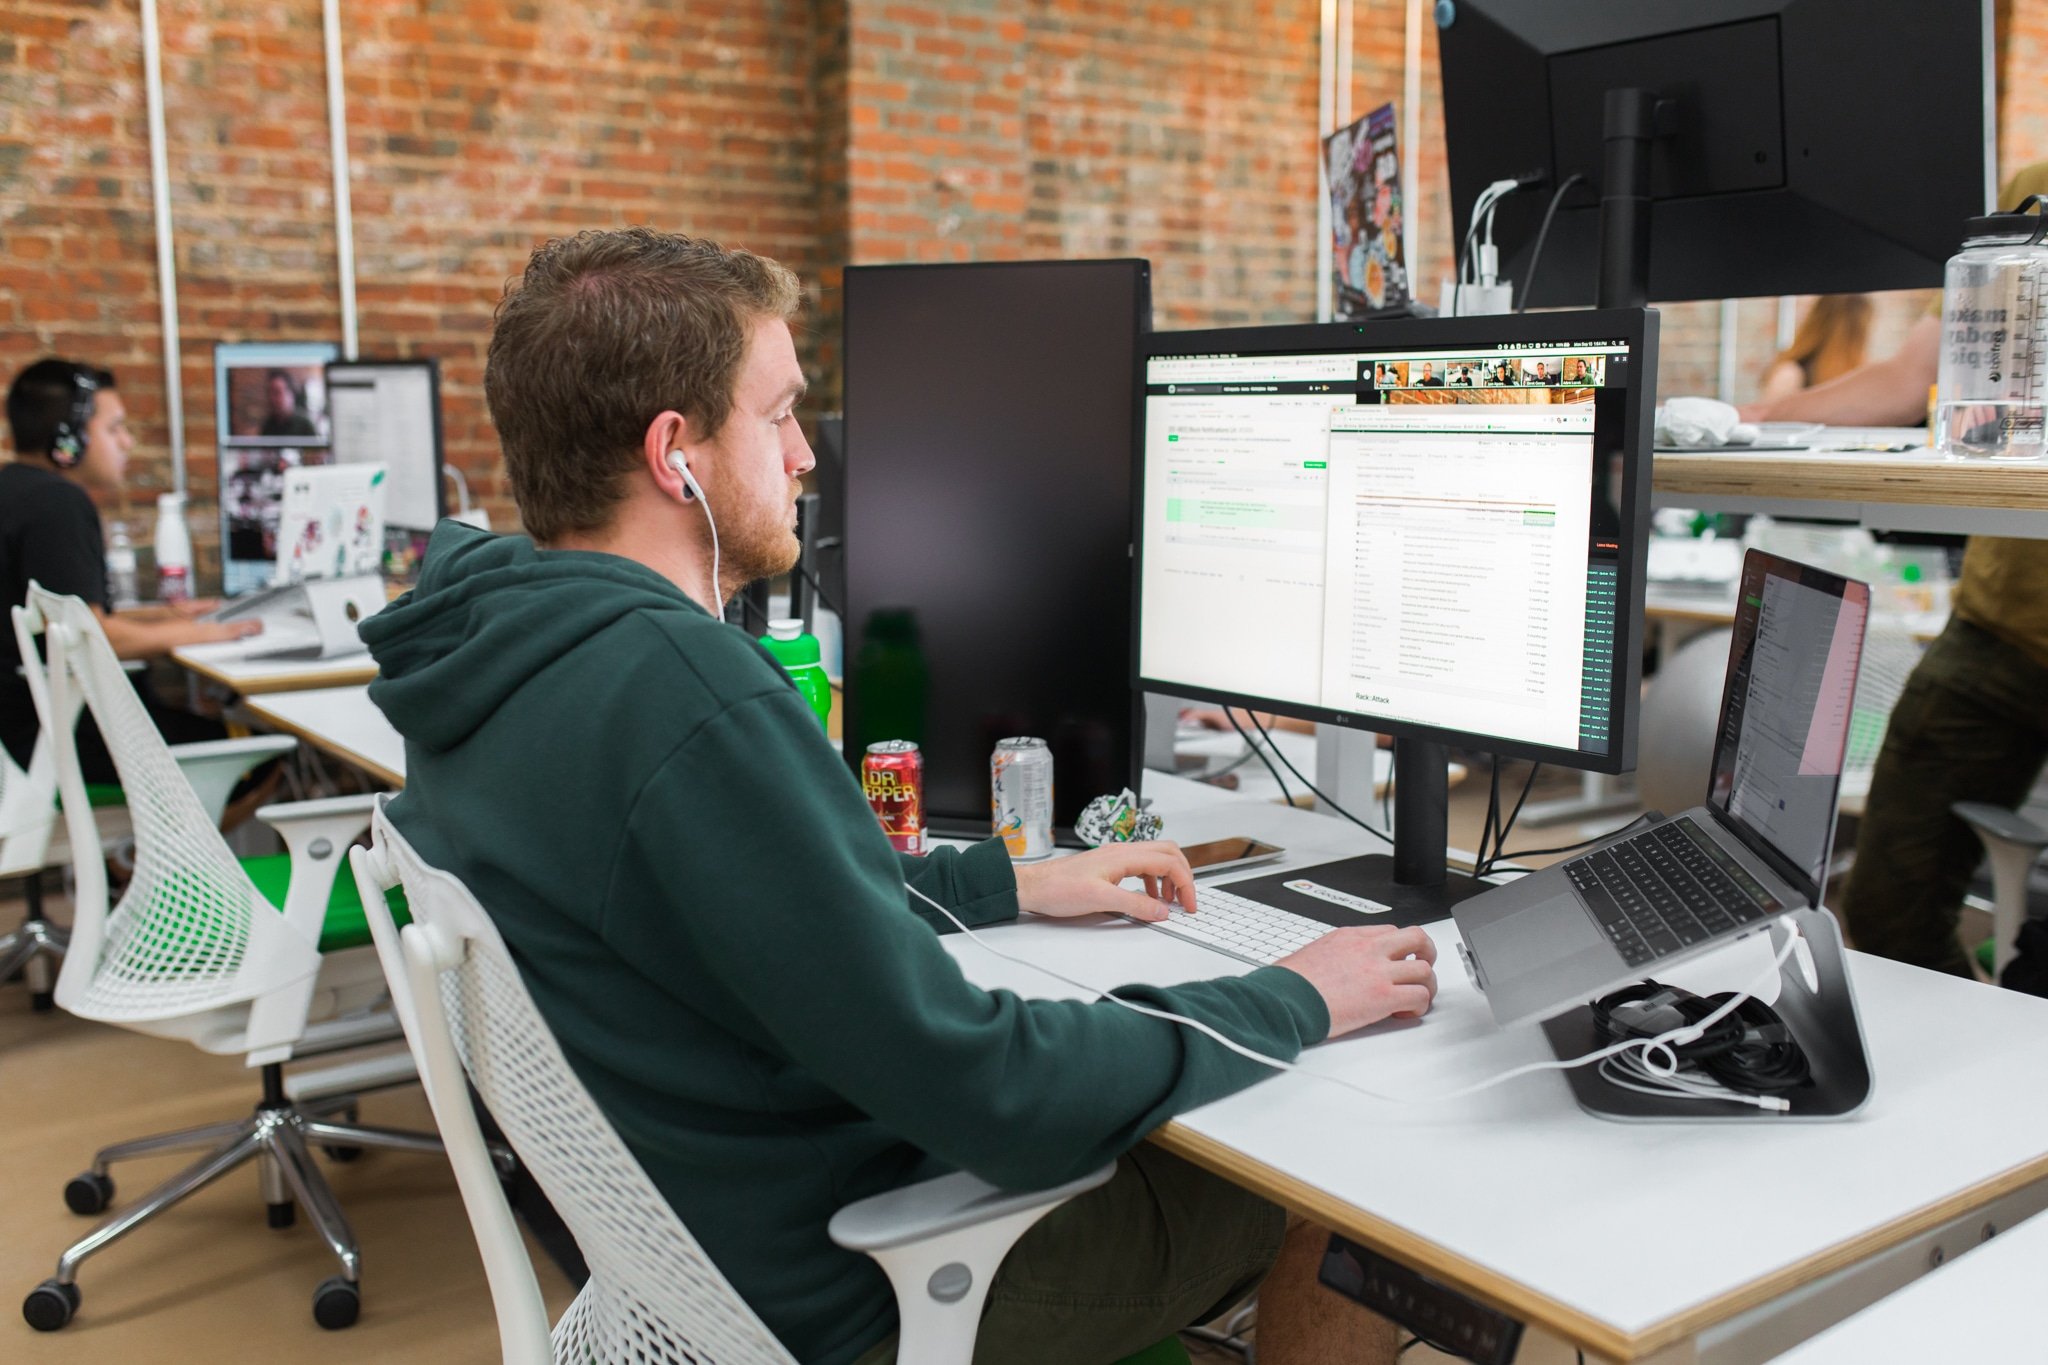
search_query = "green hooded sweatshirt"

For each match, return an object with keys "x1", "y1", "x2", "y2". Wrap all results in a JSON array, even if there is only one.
[{"x1": 362, "y1": 521, "x2": 1330, "y2": 1365}]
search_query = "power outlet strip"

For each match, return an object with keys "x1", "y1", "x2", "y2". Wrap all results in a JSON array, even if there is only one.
[{"x1": 1317, "y1": 1234, "x2": 1524, "y2": 1364}]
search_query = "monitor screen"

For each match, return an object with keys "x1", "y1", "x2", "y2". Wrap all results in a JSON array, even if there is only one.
[
  {"x1": 215, "y1": 340, "x2": 339, "y2": 596},
  {"x1": 327, "y1": 360, "x2": 444, "y2": 530},
  {"x1": 1135, "y1": 310, "x2": 1654, "y2": 773},
  {"x1": 1708, "y1": 551, "x2": 1869, "y2": 902},
  {"x1": 842, "y1": 260, "x2": 1149, "y2": 831}
]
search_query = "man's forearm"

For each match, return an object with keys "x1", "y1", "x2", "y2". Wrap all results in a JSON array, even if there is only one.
[
  {"x1": 97, "y1": 611, "x2": 220, "y2": 661},
  {"x1": 1746, "y1": 317, "x2": 1940, "y2": 427}
]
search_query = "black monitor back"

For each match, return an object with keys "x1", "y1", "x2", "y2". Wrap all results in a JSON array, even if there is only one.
[
  {"x1": 1438, "y1": 0, "x2": 1992, "y2": 305},
  {"x1": 842, "y1": 260, "x2": 1150, "y2": 831}
]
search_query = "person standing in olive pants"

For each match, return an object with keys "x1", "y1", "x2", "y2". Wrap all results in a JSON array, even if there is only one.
[{"x1": 1842, "y1": 614, "x2": 2048, "y2": 977}]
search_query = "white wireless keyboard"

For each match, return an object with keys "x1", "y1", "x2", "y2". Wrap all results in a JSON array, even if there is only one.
[{"x1": 1138, "y1": 885, "x2": 1343, "y2": 966}]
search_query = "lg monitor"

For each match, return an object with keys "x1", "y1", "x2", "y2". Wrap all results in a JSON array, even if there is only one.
[
  {"x1": 1134, "y1": 308, "x2": 1657, "y2": 917},
  {"x1": 1436, "y1": 0, "x2": 1993, "y2": 307},
  {"x1": 842, "y1": 259, "x2": 1151, "y2": 837}
]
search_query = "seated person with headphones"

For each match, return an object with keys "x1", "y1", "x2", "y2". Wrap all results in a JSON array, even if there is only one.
[
  {"x1": 1, "y1": 359, "x2": 263, "y2": 789},
  {"x1": 361, "y1": 228, "x2": 1438, "y2": 1365}
]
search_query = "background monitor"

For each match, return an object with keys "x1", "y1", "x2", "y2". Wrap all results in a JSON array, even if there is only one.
[
  {"x1": 1134, "y1": 308, "x2": 1656, "y2": 913},
  {"x1": 842, "y1": 259, "x2": 1150, "y2": 835},
  {"x1": 215, "y1": 340, "x2": 339, "y2": 596},
  {"x1": 1437, "y1": 0, "x2": 1993, "y2": 306},
  {"x1": 327, "y1": 359, "x2": 445, "y2": 576}
]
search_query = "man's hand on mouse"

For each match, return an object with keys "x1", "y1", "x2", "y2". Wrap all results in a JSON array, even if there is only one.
[
  {"x1": 1014, "y1": 840, "x2": 1196, "y2": 923},
  {"x1": 1277, "y1": 925, "x2": 1439, "y2": 1035}
]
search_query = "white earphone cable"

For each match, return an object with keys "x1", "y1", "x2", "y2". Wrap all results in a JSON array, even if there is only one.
[{"x1": 907, "y1": 880, "x2": 1801, "y2": 1112}]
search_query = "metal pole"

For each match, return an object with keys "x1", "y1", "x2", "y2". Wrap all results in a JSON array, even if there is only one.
[
  {"x1": 323, "y1": 0, "x2": 359, "y2": 359},
  {"x1": 139, "y1": 0, "x2": 185, "y2": 495}
]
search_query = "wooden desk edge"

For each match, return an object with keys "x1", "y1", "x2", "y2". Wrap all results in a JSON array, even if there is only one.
[
  {"x1": 243, "y1": 702, "x2": 404, "y2": 789},
  {"x1": 177, "y1": 653, "x2": 379, "y2": 696},
  {"x1": 1147, "y1": 1122, "x2": 2048, "y2": 1361}
]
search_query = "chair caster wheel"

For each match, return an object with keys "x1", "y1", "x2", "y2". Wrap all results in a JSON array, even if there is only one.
[
  {"x1": 63, "y1": 1172, "x2": 113, "y2": 1216},
  {"x1": 322, "y1": 1144, "x2": 364, "y2": 1163},
  {"x1": 312, "y1": 1276, "x2": 359, "y2": 1329},
  {"x1": 267, "y1": 1201, "x2": 295, "y2": 1229},
  {"x1": 23, "y1": 1279, "x2": 80, "y2": 1331},
  {"x1": 30, "y1": 990, "x2": 55, "y2": 1012}
]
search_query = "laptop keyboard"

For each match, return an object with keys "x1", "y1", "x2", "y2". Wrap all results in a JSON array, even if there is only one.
[
  {"x1": 1139, "y1": 886, "x2": 1346, "y2": 965},
  {"x1": 1564, "y1": 818, "x2": 1782, "y2": 968}
]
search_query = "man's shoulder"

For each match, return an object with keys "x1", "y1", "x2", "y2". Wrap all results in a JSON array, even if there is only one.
[
  {"x1": 0, "y1": 462, "x2": 94, "y2": 522},
  {"x1": 611, "y1": 600, "x2": 790, "y2": 711}
]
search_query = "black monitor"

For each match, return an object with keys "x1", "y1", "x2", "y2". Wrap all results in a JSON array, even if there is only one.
[
  {"x1": 1134, "y1": 308, "x2": 1657, "y2": 918},
  {"x1": 842, "y1": 260, "x2": 1150, "y2": 837},
  {"x1": 1437, "y1": 0, "x2": 1993, "y2": 307}
]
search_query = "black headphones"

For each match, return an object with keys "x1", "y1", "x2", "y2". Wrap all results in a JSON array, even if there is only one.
[
  {"x1": 1591, "y1": 980, "x2": 1812, "y2": 1094},
  {"x1": 48, "y1": 366, "x2": 100, "y2": 470}
]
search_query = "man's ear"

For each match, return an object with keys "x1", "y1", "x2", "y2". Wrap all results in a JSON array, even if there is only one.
[{"x1": 644, "y1": 409, "x2": 696, "y2": 503}]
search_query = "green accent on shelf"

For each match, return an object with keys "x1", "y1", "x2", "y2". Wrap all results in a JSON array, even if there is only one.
[
  {"x1": 239, "y1": 854, "x2": 411, "y2": 953},
  {"x1": 1977, "y1": 935, "x2": 1996, "y2": 976},
  {"x1": 55, "y1": 783, "x2": 126, "y2": 812}
]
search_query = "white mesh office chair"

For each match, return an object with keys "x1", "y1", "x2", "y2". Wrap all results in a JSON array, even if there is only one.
[
  {"x1": 351, "y1": 798, "x2": 1114, "y2": 1365},
  {"x1": 12, "y1": 585, "x2": 443, "y2": 1333}
]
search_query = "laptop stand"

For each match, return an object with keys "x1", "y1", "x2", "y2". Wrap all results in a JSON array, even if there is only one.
[{"x1": 1538, "y1": 906, "x2": 1875, "y2": 1122}]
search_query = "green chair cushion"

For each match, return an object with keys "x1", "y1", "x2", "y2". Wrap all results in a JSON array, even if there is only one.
[
  {"x1": 1113, "y1": 1339, "x2": 1193, "y2": 1365},
  {"x1": 52, "y1": 783, "x2": 127, "y2": 811},
  {"x1": 240, "y1": 852, "x2": 410, "y2": 954},
  {"x1": 1977, "y1": 935, "x2": 1996, "y2": 978}
]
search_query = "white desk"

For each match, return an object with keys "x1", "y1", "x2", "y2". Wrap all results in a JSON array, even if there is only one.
[
  {"x1": 242, "y1": 686, "x2": 403, "y2": 787},
  {"x1": 1771, "y1": 1208, "x2": 2047, "y2": 1362},
  {"x1": 1653, "y1": 426, "x2": 2048, "y2": 539},
  {"x1": 942, "y1": 775, "x2": 2048, "y2": 1363},
  {"x1": 224, "y1": 701, "x2": 2048, "y2": 1361},
  {"x1": 172, "y1": 640, "x2": 377, "y2": 695}
]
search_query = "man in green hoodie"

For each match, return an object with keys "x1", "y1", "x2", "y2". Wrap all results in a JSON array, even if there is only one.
[{"x1": 362, "y1": 228, "x2": 1438, "y2": 1364}]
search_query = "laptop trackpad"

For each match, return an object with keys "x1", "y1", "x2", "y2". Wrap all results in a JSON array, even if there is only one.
[{"x1": 1480, "y1": 896, "x2": 1605, "y2": 974}]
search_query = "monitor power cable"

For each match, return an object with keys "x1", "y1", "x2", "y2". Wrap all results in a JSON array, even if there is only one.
[
  {"x1": 1515, "y1": 172, "x2": 1585, "y2": 314},
  {"x1": 1242, "y1": 712, "x2": 1393, "y2": 849}
]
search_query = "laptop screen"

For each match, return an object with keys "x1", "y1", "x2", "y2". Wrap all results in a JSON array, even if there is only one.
[{"x1": 1706, "y1": 550, "x2": 1870, "y2": 904}]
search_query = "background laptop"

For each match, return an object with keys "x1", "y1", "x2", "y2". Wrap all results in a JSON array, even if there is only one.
[{"x1": 1455, "y1": 550, "x2": 1870, "y2": 1027}]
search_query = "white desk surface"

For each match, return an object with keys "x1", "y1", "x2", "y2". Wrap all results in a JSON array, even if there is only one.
[
  {"x1": 942, "y1": 776, "x2": 2048, "y2": 1361},
  {"x1": 1653, "y1": 425, "x2": 2048, "y2": 538},
  {"x1": 172, "y1": 639, "x2": 377, "y2": 694},
  {"x1": 242, "y1": 686, "x2": 403, "y2": 787},
  {"x1": 1772, "y1": 1208, "x2": 2048, "y2": 1362}
]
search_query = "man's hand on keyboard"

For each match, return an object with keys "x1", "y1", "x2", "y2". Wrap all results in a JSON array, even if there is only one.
[
  {"x1": 1015, "y1": 841, "x2": 1196, "y2": 923},
  {"x1": 1276, "y1": 925, "x2": 1438, "y2": 1036}
]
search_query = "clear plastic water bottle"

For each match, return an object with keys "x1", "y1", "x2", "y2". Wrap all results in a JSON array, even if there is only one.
[
  {"x1": 105, "y1": 520, "x2": 139, "y2": 609},
  {"x1": 1935, "y1": 197, "x2": 2048, "y2": 461}
]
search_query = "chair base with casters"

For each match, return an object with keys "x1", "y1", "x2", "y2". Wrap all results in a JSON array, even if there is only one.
[
  {"x1": 21, "y1": 1056, "x2": 487, "y2": 1334},
  {"x1": 0, "y1": 869, "x2": 67, "y2": 1011}
]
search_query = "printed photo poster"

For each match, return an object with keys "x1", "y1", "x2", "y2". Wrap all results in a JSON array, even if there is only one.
[
  {"x1": 274, "y1": 463, "x2": 386, "y2": 585},
  {"x1": 1324, "y1": 102, "x2": 1409, "y2": 319}
]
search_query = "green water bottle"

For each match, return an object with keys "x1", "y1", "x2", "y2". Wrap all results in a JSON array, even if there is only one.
[{"x1": 760, "y1": 618, "x2": 833, "y2": 731}]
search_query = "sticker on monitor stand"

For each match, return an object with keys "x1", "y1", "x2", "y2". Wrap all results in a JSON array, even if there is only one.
[{"x1": 1283, "y1": 880, "x2": 1393, "y2": 915}]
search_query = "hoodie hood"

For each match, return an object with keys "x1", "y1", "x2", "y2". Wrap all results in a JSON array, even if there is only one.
[{"x1": 364, "y1": 521, "x2": 705, "y2": 753}]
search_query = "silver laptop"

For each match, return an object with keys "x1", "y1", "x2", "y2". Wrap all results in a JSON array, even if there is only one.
[{"x1": 1454, "y1": 549, "x2": 1870, "y2": 1027}]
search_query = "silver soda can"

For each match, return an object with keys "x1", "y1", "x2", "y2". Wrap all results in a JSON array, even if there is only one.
[{"x1": 991, "y1": 737, "x2": 1055, "y2": 861}]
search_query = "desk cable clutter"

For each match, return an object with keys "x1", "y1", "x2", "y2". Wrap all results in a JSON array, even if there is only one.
[{"x1": 910, "y1": 882, "x2": 1807, "y2": 1112}]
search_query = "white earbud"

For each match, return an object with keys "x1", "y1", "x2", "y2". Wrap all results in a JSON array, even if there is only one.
[
  {"x1": 666, "y1": 450, "x2": 719, "y2": 609},
  {"x1": 666, "y1": 450, "x2": 704, "y2": 502}
]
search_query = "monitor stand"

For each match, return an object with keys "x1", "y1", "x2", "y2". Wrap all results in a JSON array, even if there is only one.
[
  {"x1": 1220, "y1": 737, "x2": 1487, "y2": 929},
  {"x1": 1538, "y1": 906, "x2": 1875, "y2": 1122}
]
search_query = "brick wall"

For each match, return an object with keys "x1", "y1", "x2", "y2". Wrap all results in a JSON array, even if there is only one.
[
  {"x1": 1, "y1": 0, "x2": 823, "y2": 569},
  {"x1": 6, "y1": 2, "x2": 2046, "y2": 561}
]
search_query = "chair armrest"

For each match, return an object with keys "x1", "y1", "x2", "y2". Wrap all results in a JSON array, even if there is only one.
[
  {"x1": 253, "y1": 794, "x2": 378, "y2": 948},
  {"x1": 1952, "y1": 801, "x2": 2048, "y2": 854},
  {"x1": 828, "y1": 1164, "x2": 1116, "y2": 1253},
  {"x1": 169, "y1": 735, "x2": 297, "y2": 825},
  {"x1": 255, "y1": 792, "x2": 380, "y2": 827}
]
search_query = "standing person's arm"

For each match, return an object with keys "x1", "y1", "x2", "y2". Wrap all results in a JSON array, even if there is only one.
[{"x1": 1742, "y1": 317, "x2": 1940, "y2": 426}]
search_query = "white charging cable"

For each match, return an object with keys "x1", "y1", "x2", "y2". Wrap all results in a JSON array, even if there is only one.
[
  {"x1": 909, "y1": 879, "x2": 1803, "y2": 1111},
  {"x1": 668, "y1": 452, "x2": 719, "y2": 606}
]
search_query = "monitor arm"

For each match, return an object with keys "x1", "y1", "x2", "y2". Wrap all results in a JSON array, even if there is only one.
[{"x1": 1597, "y1": 90, "x2": 1678, "y2": 310}]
